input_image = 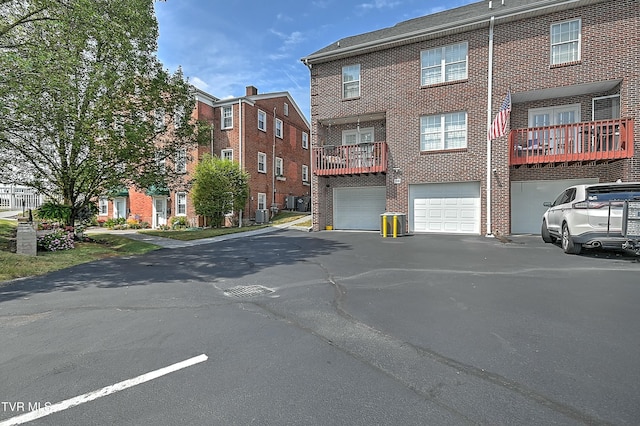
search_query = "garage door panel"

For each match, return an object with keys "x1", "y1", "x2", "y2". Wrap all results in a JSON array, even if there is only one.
[
  {"x1": 334, "y1": 186, "x2": 386, "y2": 230},
  {"x1": 410, "y1": 182, "x2": 480, "y2": 234}
]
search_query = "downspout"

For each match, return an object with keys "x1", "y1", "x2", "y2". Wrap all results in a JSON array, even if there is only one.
[
  {"x1": 272, "y1": 107, "x2": 277, "y2": 216},
  {"x1": 485, "y1": 15, "x2": 495, "y2": 237},
  {"x1": 238, "y1": 98, "x2": 243, "y2": 227}
]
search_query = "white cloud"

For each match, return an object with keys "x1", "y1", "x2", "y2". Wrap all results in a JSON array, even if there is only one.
[
  {"x1": 358, "y1": 0, "x2": 401, "y2": 11},
  {"x1": 190, "y1": 77, "x2": 210, "y2": 91}
]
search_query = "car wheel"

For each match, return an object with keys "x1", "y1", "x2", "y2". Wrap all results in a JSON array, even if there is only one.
[
  {"x1": 561, "y1": 223, "x2": 582, "y2": 255},
  {"x1": 541, "y1": 220, "x2": 556, "y2": 243}
]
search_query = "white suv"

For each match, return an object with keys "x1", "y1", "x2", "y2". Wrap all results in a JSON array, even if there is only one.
[{"x1": 541, "y1": 182, "x2": 640, "y2": 254}]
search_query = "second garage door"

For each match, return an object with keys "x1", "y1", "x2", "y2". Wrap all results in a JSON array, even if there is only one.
[
  {"x1": 410, "y1": 182, "x2": 481, "y2": 234},
  {"x1": 333, "y1": 186, "x2": 386, "y2": 230}
]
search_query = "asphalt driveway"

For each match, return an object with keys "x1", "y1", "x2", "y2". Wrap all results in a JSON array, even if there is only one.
[{"x1": 1, "y1": 230, "x2": 638, "y2": 425}]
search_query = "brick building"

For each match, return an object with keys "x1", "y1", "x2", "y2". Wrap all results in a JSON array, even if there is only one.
[
  {"x1": 301, "y1": 0, "x2": 639, "y2": 235},
  {"x1": 100, "y1": 86, "x2": 311, "y2": 228}
]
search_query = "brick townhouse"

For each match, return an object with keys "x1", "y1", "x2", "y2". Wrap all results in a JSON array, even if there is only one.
[
  {"x1": 301, "y1": 0, "x2": 639, "y2": 235},
  {"x1": 99, "y1": 86, "x2": 311, "y2": 228}
]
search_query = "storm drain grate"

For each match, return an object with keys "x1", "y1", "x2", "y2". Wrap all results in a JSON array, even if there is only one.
[{"x1": 223, "y1": 285, "x2": 274, "y2": 298}]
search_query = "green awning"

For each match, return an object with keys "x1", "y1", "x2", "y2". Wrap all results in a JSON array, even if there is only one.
[
  {"x1": 107, "y1": 186, "x2": 129, "y2": 197},
  {"x1": 145, "y1": 184, "x2": 170, "y2": 196}
]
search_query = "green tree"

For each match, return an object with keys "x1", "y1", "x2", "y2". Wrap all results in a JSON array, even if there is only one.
[
  {"x1": 192, "y1": 155, "x2": 249, "y2": 228},
  {"x1": 0, "y1": 0, "x2": 195, "y2": 225}
]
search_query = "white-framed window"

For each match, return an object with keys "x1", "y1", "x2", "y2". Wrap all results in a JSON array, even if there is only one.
[
  {"x1": 176, "y1": 192, "x2": 187, "y2": 216},
  {"x1": 302, "y1": 165, "x2": 309, "y2": 182},
  {"x1": 302, "y1": 132, "x2": 309, "y2": 149},
  {"x1": 99, "y1": 197, "x2": 108, "y2": 216},
  {"x1": 342, "y1": 64, "x2": 360, "y2": 99},
  {"x1": 174, "y1": 106, "x2": 185, "y2": 128},
  {"x1": 221, "y1": 149, "x2": 233, "y2": 161},
  {"x1": 257, "y1": 192, "x2": 266, "y2": 210},
  {"x1": 258, "y1": 152, "x2": 267, "y2": 173},
  {"x1": 275, "y1": 118, "x2": 283, "y2": 139},
  {"x1": 342, "y1": 127, "x2": 374, "y2": 145},
  {"x1": 175, "y1": 149, "x2": 187, "y2": 173},
  {"x1": 221, "y1": 105, "x2": 233, "y2": 129},
  {"x1": 421, "y1": 41, "x2": 468, "y2": 86},
  {"x1": 154, "y1": 108, "x2": 165, "y2": 131},
  {"x1": 258, "y1": 110, "x2": 266, "y2": 132},
  {"x1": 592, "y1": 95, "x2": 620, "y2": 120},
  {"x1": 275, "y1": 157, "x2": 283, "y2": 176},
  {"x1": 155, "y1": 150, "x2": 166, "y2": 173},
  {"x1": 420, "y1": 112, "x2": 467, "y2": 151},
  {"x1": 551, "y1": 19, "x2": 581, "y2": 65},
  {"x1": 284, "y1": 103, "x2": 289, "y2": 116},
  {"x1": 528, "y1": 104, "x2": 580, "y2": 127}
]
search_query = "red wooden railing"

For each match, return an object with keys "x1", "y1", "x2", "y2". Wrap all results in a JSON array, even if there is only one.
[
  {"x1": 509, "y1": 118, "x2": 634, "y2": 166},
  {"x1": 313, "y1": 142, "x2": 387, "y2": 176}
]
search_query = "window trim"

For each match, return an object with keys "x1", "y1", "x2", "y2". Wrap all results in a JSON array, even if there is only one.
[
  {"x1": 550, "y1": 18, "x2": 581, "y2": 66},
  {"x1": 420, "y1": 112, "x2": 468, "y2": 152},
  {"x1": 275, "y1": 157, "x2": 283, "y2": 177},
  {"x1": 342, "y1": 64, "x2": 361, "y2": 99},
  {"x1": 257, "y1": 192, "x2": 267, "y2": 210},
  {"x1": 258, "y1": 152, "x2": 267, "y2": 173},
  {"x1": 302, "y1": 165, "x2": 309, "y2": 183},
  {"x1": 221, "y1": 149, "x2": 233, "y2": 162},
  {"x1": 302, "y1": 132, "x2": 309, "y2": 149},
  {"x1": 258, "y1": 110, "x2": 267, "y2": 132},
  {"x1": 175, "y1": 148, "x2": 187, "y2": 174},
  {"x1": 221, "y1": 105, "x2": 233, "y2": 130},
  {"x1": 98, "y1": 197, "x2": 108, "y2": 216},
  {"x1": 420, "y1": 41, "x2": 468, "y2": 86},
  {"x1": 275, "y1": 118, "x2": 283, "y2": 139},
  {"x1": 176, "y1": 192, "x2": 187, "y2": 216}
]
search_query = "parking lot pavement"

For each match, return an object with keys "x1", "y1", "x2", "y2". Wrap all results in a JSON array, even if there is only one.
[{"x1": 1, "y1": 230, "x2": 639, "y2": 425}]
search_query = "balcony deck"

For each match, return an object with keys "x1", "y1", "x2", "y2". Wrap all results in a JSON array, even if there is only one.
[
  {"x1": 509, "y1": 118, "x2": 634, "y2": 166},
  {"x1": 314, "y1": 142, "x2": 387, "y2": 176}
]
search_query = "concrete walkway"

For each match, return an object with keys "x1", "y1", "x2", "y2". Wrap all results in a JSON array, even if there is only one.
[
  {"x1": 86, "y1": 215, "x2": 312, "y2": 249},
  {"x1": 0, "y1": 210, "x2": 23, "y2": 220}
]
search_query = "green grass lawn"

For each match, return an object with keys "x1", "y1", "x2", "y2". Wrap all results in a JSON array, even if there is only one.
[
  {"x1": 0, "y1": 219, "x2": 160, "y2": 283},
  {"x1": 138, "y1": 211, "x2": 308, "y2": 241}
]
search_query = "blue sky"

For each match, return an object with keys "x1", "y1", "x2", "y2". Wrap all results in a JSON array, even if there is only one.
[{"x1": 154, "y1": 0, "x2": 476, "y2": 120}]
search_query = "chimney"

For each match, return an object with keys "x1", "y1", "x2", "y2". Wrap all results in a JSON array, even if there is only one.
[{"x1": 246, "y1": 86, "x2": 258, "y2": 96}]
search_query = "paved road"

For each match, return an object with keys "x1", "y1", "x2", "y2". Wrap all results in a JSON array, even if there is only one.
[{"x1": 0, "y1": 231, "x2": 639, "y2": 425}]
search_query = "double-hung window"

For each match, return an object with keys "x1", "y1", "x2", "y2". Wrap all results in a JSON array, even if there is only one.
[
  {"x1": 154, "y1": 108, "x2": 165, "y2": 131},
  {"x1": 420, "y1": 112, "x2": 467, "y2": 151},
  {"x1": 258, "y1": 110, "x2": 266, "y2": 132},
  {"x1": 302, "y1": 132, "x2": 309, "y2": 149},
  {"x1": 155, "y1": 150, "x2": 166, "y2": 174},
  {"x1": 275, "y1": 157, "x2": 283, "y2": 176},
  {"x1": 302, "y1": 165, "x2": 309, "y2": 183},
  {"x1": 342, "y1": 64, "x2": 360, "y2": 99},
  {"x1": 275, "y1": 118, "x2": 283, "y2": 139},
  {"x1": 175, "y1": 149, "x2": 187, "y2": 173},
  {"x1": 99, "y1": 197, "x2": 108, "y2": 216},
  {"x1": 176, "y1": 192, "x2": 187, "y2": 216},
  {"x1": 221, "y1": 106, "x2": 233, "y2": 129},
  {"x1": 257, "y1": 193, "x2": 266, "y2": 210},
  {"x1": 421, "y1": 42, "x2": 468, "y2": 86},
  {"x1": 221, "y1": 149, "x2": 233, "y2": 161},
  {"x1": 258, "y1": 152, "x2": 267, "y2": 173},
  {"x1": 551, "y1": 19, "x2": 581, "y2": 65}
]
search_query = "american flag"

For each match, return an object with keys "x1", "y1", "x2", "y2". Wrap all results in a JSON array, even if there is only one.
[{"x1": 489, "y1": 91, "x2": 511, "y2": 140}]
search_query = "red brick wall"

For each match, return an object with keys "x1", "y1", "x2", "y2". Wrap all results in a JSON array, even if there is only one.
[{"x1": 309, "y1": 0, "x2": 639, "y2": 234}]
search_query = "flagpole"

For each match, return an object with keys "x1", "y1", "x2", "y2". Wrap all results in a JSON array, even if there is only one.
[{"x1": 485, "y1": 15, "x2": 495, "y2": 237}]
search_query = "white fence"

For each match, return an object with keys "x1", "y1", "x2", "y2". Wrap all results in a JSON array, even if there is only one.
[{"x1": 0, "y1": 185, "x2": 44, "y2": 210}]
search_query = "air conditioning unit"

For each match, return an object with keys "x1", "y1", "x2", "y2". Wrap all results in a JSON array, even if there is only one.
[
  {"x1": 255, "y1": 209, "x2": 269, "y2": 224},
  {"x1": 286, "y1": 195, "x2": 297, "y2": 210}
]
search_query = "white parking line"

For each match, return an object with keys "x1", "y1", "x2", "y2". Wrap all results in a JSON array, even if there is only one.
[{"x1": 0, "y1": 354, "x2": 208, "y2": 426}]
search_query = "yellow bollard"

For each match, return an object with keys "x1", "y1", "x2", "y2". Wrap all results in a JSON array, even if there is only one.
[
  {"x1": 393, "y1": 214, "x2": 398, "y2": 238},
  {"x1": 382, "y1": 215, "x2": 387, "y2": 237}
]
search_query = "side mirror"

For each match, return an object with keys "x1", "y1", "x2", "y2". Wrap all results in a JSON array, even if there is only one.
[{"x1": 543, "y1": 201, "x2": 552, "y2": 207}]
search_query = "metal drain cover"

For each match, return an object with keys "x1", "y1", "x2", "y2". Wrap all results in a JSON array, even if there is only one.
[{"x1": 223, "y1": 285, "x2": 274, "y2": 298}]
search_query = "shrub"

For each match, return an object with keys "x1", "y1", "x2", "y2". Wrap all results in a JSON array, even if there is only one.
[
  {"x1": 37, "y1": 230, "x2": 75, "y2": 251},
  {"x1": 36, "y1": 202, "x2": 72, "y2": 224},
  {"x1": 170, "y1": 216, "x2": 189, "y2": 229},
  {"x1": 126, "y1": 218, "x2": 141, "y2": 229}
]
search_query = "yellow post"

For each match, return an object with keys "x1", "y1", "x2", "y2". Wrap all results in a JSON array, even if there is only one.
[
  {"x1": 382, "y1": 215, "x2": 387, "y2": 237},
  {"x1": 393, "y1": 214, "x2": 398, "y2": 238}
]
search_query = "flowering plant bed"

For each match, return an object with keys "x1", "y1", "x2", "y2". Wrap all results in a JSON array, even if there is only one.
[{"x1": 37, "y1": 229, "x2": 75, "y2": 251}]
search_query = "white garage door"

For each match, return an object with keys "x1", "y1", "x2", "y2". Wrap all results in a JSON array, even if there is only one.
[
  {"x1": 410, "y1": 182, "x2": 480, "y2": 234},
  {"x1": 511, "y1": 178, "x2": 599, "y2": 234},
  {"x1": 333, "y1": 186, "x2": 386, "y2": 230}
]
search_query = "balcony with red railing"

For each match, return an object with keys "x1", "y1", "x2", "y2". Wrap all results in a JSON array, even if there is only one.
[
  {"x1": 509, "y1": 118, "x2": 634, "y2": 166},
  {"x1": 313, "y1": 142, "x2": 387, "y2": 176}
]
